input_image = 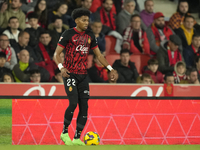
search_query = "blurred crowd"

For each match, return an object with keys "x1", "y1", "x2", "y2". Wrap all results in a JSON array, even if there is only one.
[{"x1": 0, "y1": 0, "x2": 200, "y2": 85}]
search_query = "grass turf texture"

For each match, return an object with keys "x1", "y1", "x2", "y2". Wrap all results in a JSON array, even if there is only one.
[
  {"x1": 0, "y1": 145, "x2": 200, "y2": 150},
  {"x1": 0, "y1": 99, "x2": 12, "y2": 145}
]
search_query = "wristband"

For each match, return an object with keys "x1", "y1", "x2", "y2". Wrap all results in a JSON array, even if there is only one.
[
  {"x1": 107, "y1": 65, "x2": 113, "y2": 71},
  {"x1": 58, "y1": 63, "x2": 64, "y2": 70}
]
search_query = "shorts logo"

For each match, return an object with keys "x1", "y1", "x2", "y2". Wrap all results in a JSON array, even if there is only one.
[
  {"x1": 69, "y1": 86, "x2": 73, "y2": 92},
  {"x1": 88, "y1": 38, "x2": 91, "y2": 44}
]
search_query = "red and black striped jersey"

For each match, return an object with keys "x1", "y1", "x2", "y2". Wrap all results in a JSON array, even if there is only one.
[{"x1": 58, "y1": 27, "x2": 98, "y2": 74}]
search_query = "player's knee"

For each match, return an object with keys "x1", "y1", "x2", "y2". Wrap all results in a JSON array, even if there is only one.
[{"x1": 69, "y1": 102, "x2": 78, "y2": 110}]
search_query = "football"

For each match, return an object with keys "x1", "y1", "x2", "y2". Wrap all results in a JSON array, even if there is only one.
[{"x1": 83, "y1": 131, "x2": 100, "y2": 145}]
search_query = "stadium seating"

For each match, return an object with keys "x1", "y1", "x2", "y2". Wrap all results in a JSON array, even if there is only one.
[{"x1": 105, "y1": 36, "x2": 118, "y2": 55}]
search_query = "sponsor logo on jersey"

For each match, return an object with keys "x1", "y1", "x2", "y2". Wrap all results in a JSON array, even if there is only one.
[
  {"x1": 88, "y1": 38, "x2": 91, "y2": 44},
  {"x1": 76, "y1": 45, "x2": 89, "y2": 53}
]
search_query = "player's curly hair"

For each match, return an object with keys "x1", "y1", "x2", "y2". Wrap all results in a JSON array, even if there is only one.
[{"x1": 71, "y1": 8, "x2": 90, "y2": 20}]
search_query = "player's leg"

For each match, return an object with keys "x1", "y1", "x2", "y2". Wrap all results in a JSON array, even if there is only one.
[
  {"x1": 61, "y1": 75, "x2": 79, "y2": 145},
  {"x1": 72, "y1": 75, "x2": 90, "y2": 145}
]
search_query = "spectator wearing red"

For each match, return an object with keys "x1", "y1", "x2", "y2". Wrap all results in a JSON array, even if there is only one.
[
  {"x1": 157, "y1": 34, "x2": 183, "y2": 74},
  {"x1": 144, "y1": 58, "x2": 163, "y2": 83},
  {"x1": 168, "y1": 0, "x2": 189, "y2": 30},
  {"x1": 183, "y1": 34, "x2": 200, "y2": 68},
  {"x1": 146, "y1": 12, "x2": 174, "y2": 56},
  {"x1": 93, "y1": 0, "x2": 116, "y2": 35},
  {"x1": 34, "y1": 31, "x2": 57, "y2": 80},
  {"x1": 122, "y1": 14, "x2": 150, "y2": 54},
  {"x1": 173, "y1": 61, "x2": 187, "y2": 84}
]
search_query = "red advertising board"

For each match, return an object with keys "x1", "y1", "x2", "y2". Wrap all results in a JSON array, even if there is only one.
[
  {"x1": 0, "y1": 83, "x2": 200, "y2": 96},
  {"x1": 12, "y1": 99, "x2": 200, "y2": 145}
]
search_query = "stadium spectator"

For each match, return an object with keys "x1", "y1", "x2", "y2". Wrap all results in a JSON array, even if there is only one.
[
  {"x1": 0, "y1": 52, "x2": 12, "y2": 81},
  {"x1": 48, "y1": 2, "x2": 75, "y2": 28},
  {"x1": 146, "y1": 12, "x2": 174, "y2": 56},
  {"x1": 81, "y1": 0, "x2": 94, "y2": 22},
  {"x1": 137, "y1": 73, "x2": 153, "y2": 84},
  {"x1": 34, "y1": 31, "x2": 57, "y2": 79},
  {"x1": 93, "y1": 0, "x2": 116, "y2": 35},
  {"x1": 114, "y1": 0, "x2": 140, "y2": 14},
  {"x1": 140, "y1": 0, "x2": 155, "y2": 27},
  {"x1": 122, "y1": 14, "x2": 150, "y2": 54},
  {"x1": 11, "y1": 31, "x2": 37, "y2": 62},
  {"x1": 12, "y1": 49, "x2": 36, "y2": 82},
  {"x1": 157, "y1": 34, "x2": 183, "y2": 74},
  {"x1": 88, "y1": 53, "x2": 108, "y2": 83},
  {"x1": 34, "y1": 31, "x2": 55, "y2": 60},
  {"x1": 26, "y1": 0, "x2": 47, "y2": 28},
  {"x1": 12, "y1": 49, "x2": 50, "y2": 82},
  {"x1": 21, "y1": 0, "x2": 37, "y2": 13},
  {"x1": 0, "y1": 34, "x2": 17, "y2": 70},
  {"x1": 164, "y1": 73, "x2": 175, "y2": 85},
  {"x1": 82, "y1": 0, "x2": 92, "y2": 10},
  {"x1": 30, "y1": 69, "x2": 41, "y2": 83},
  {"x1": 173, "y1": 61, "x2": 187, "y2": 83},
  {"x1": 51, "y1": 68, "x2": 63, "y2": 83},
  {"x1": 112, "y1": 49, "x2": 138, "y2": 83},
  {"x1": 3, "y1": 17, "x2": 20, "y2": 44},
  {"x1": 195, "y1": 56, "x2": 200, "y2": 81},
  {"x1": 174, "y1": 15, "x2": 195, "y2": 49},
  {"x1": 116, "y1": 0, "x2": 140, "y2": 35},
  {"x1": 168, "y1": 0, "x2": 189, "y2": 30},
  {"x1": 90, "y1": 21, "x2": 105, "y2": 54},
  {"x1": 1, "y1": 72, "x2": 14, "y2": 82},
  {"x1": 48, "y1": 16, "x2": 68, "y2": 48},
  {"x1": 144, "y1": 58, "x2": 164, "y2": 83},
  {"x1": 66, "y1": 0, "x2": 82, "y2": 16},
  {"x1": 183, "y1": 34, "x2": 200, "y2": 67},
  {"x1": 0, "y1": 0, "x2": 26, "y2": 30},
  {"x1": 25, "y1": 12, "x2": 44, "y2": 48},
  {"x1": 180, "y1": 67, "x2": 199, "y2": 84}
]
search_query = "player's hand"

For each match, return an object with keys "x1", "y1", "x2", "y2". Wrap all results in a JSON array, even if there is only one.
[
  {"x1": 60, "y1": 68, "x2": 70, "y2": 78},
  {"x1": 110, "y1": 69, "x2": 117, "y2": 81}
]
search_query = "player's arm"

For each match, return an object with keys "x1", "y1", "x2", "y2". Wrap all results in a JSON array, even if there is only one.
[
  {"x1": 93, "y1": 47, "x2": 117, "y2": 81},
  {"x1": 53, "y1": 45, "x2": 70, "y2": 78}
]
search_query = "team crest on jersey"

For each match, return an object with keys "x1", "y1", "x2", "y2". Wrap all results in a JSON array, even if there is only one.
[
  {"x1": 59, "y1": 37, "x2": 63, "y2": 42},
  {"x1": 88, "y1": 38, "x2": 91, "y2": 44},
  {"x1": 69, "y1": 86, "x2": 73, "y2": 92}
]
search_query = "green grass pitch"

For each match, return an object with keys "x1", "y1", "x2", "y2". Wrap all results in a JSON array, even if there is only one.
[{"x1": 0, "y1": 99, "x2": 12, "y2": 145}]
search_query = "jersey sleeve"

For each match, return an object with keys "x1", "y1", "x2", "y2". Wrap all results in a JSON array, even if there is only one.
[
  {"x1": 57, "y1": 30, "x2": 70, "y2": 48},
  {"x1": 90, "y1": 32, "x2": 98, "y2": 50}
]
